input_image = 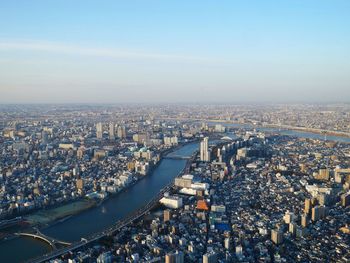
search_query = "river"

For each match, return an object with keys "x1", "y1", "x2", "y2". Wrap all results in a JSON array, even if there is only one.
[
  {"x1": 208, "y1": 122, "x2": 350, "y2": 143},
  {"x1": 0, "y1": 142, "x2": 199, "y2": 263}
]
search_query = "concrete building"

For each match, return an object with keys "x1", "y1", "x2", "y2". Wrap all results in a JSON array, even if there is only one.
[
  {"x1": 271, "y1": 229, "x2": 283, "y2": 245},
  {"x1": 117, "y1": 125, "x2": 126, "y2": 139},
  {"x1": 109, "y1": 122, "x2": 115, "y2": 140},
  {"x1": 200, "y1": 137, "x2": 210, "y2": 162},
  {"x1": 160, "y1": 195, "x2": 183, "y2": 209},
  {"x1": 283, "y1": 211, "x2": 295, "y2": 224},
  {"x1": 164, "y1": 136, "x2": 178, "y2": 146},
  {"x1": 289, "y1": 222, "x2": 297, "y2": 236},
  {"x1": 164, "y1": 209, "x2": 172, "y2": 222},
  {"x1": 341, "y1": 193, "x2": 350, "y2": 207},
  {"x1": 165, "y1": 251, "x2": 184, "y2": 263},
  {"x1": 96, "y1": 122, "x2": 103, "y2": 139},
  {"x1": 301, "y1": 214, "x2": 308, "y2": 227},
  {"x1": 304, "y1": 198, "x2": 312, "y2": 215},
  {"x1": 315, "y1": 168, "x2": 330, "y2": 181},
  {"x1": 203, "y1": 251, "x2": 218, "y2": 263},
  {"x1": 174, "y1": 177, "x2": 192, "y2": 188}
]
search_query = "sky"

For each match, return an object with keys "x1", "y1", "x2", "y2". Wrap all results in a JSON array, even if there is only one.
[{"x1": 0, "y1": 0, "x2": 349, "y2": 104}]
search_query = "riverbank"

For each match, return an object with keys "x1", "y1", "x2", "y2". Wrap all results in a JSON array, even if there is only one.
[{"x1": 25, "y1": 199, "x2": 96, "y2": 226}]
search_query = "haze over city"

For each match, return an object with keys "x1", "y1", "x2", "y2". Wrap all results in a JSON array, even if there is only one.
[
  {"x1": 1, "y1": 0, "x2": 350, "y2": 103},
  {"x1": 1, "y1": 1, "x2": 350, "y2": 263}
]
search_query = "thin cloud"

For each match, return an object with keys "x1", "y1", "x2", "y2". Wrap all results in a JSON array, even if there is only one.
[{"x1": 0, "y1": 40, "x2": 213, "y2": 63}]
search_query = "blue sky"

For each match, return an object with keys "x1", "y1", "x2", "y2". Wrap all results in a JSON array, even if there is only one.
[{"x1": 0, "y1": 1, "x2": 349, "y2": 103}]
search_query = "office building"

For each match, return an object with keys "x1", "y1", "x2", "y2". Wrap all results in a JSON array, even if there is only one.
[
  {"x1": 301, "y1": 214, "x2": 308, "y2": 228},
  {"x1": 133, "y1": 133, "x2": 148, "y2": 144},
  {"x1": 304, "y1": 198, "x2": 312, "y2": 215},
  {"x1": 283, "y1": 211, "x2": 295, "y2": 224},
  {"x1": 289, "y1": 222, "x2": 297, "y2": 236},
  {"x1": 174, "y1": 177, "x2": 192, "y2": 188},
  {"x1": 117, "y1": 125, "x2": 126, "y2": 139},
  {"x1": 76, "y1": 179, "x2": 84, "y2": 190},
  {"x1": 315, "y1": 168, "x2": 330, "y2": 181},
  {"x1": 164, "y1": 136, "x2": 178, "y2": 146},
  {"x1": 214, "y1": 124, "x2": 226, "y2": 133},
  {"x1": 224, "y1": 237, "x2": 231, "y2": 250},
  {"x1": 319, "y1": 205, "x2": 327, "y2": 218},
  {"x1": 271, "y1": 229, "x2": 283, "y2": 245},
  {"x1": 312, "y1": 206, "x2": 320, "y2": 221},
  {"x1": 134, "y1": 149, "x2": 153, "y2": 160},
  {"x1": 203, "y1": 251, "x2": 218, "y2": 263},
  {"x1": 165, "y1": 251, "x2": 184, "y2": 263},
  {"x1": 109, "y1": 122, "x2": 115, "y2": 140},
  {"x1": 200, "y1": 137, "x2": 210, "y2": 162},
  {"x1": 341, "y1": 193, "x2": 350, "y2": 207},
  {"x1": 160, "y1": 195, "x2": 183, "y2": 209},
  {"x1": 235, "y1": 245, "x2": 243, "y2": 257},
  {"x1": 335, "y1": 168, "x2": 350, "y2": 183},
  {"x1": 164, "y1": 209, "x2": 172, "y2": 222},
  {"x1": 134, "y1": 161, "x2": 149, "y2": 175},
  {"x1": 296, "y1": 226, "x2": 307, "y2": 238},
  {"x1": 236, "y1": 147, "x2": 248, "y2": 160},
  {"x1": 96, "y1": 122, "x2": 103, "y2": 139}
]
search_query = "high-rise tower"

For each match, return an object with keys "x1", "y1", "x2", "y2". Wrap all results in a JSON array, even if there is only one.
[
  {"x1": 96, "y1": 122, "x2": 103, "y2": 139},
  {"x1": 109, "y1": 122, "x2": 115, "y2": 140},
  {"x1": 200, "y1": 137, "x2": 210, "y2": 162}
]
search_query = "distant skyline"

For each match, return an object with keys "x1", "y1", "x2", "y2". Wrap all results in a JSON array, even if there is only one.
[{"x1": 1, "y1": 1, "x2": 349, "y2": 103}]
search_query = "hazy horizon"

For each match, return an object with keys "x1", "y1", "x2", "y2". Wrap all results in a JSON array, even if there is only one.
[{"x1": 1, "y1": 1, "x2": 349, "y2": 103}]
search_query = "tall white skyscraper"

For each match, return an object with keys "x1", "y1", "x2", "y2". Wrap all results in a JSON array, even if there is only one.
[
  {"x1": 96, "y1": 122, "x2": 103, "y2": 139},
  {"x1": 109, "y1": 122, "x2": 115, "y2": 140},
  {"x1": 200, "y1": 137, "x2": 210, "y2": 162}
]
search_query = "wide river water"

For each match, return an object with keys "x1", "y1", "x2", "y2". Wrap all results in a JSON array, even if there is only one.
[{"x1": 0, "y1": 126, "x2": 349, "y2": 262}]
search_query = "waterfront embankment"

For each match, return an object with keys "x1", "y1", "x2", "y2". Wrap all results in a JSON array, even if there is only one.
[{"x1": 25, "y1": 199, "x2": 96, "y2": 226}]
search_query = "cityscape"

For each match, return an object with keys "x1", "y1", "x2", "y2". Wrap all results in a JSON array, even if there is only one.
[
  {"x1": 1, "y1": 1, "x2": 350, "y2": 263},
  {"x1": 0, "y1": 104, "x2": 349, "y2": 262}
]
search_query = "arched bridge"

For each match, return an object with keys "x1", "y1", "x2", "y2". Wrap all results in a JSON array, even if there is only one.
[{"x1": 16, "y1": 229, "x2": 71, "y2": 249}]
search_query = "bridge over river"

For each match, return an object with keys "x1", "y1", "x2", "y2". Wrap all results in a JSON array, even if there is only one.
[{"x1": 16, "y1": 228, "x2": 72, "y2": 250}]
